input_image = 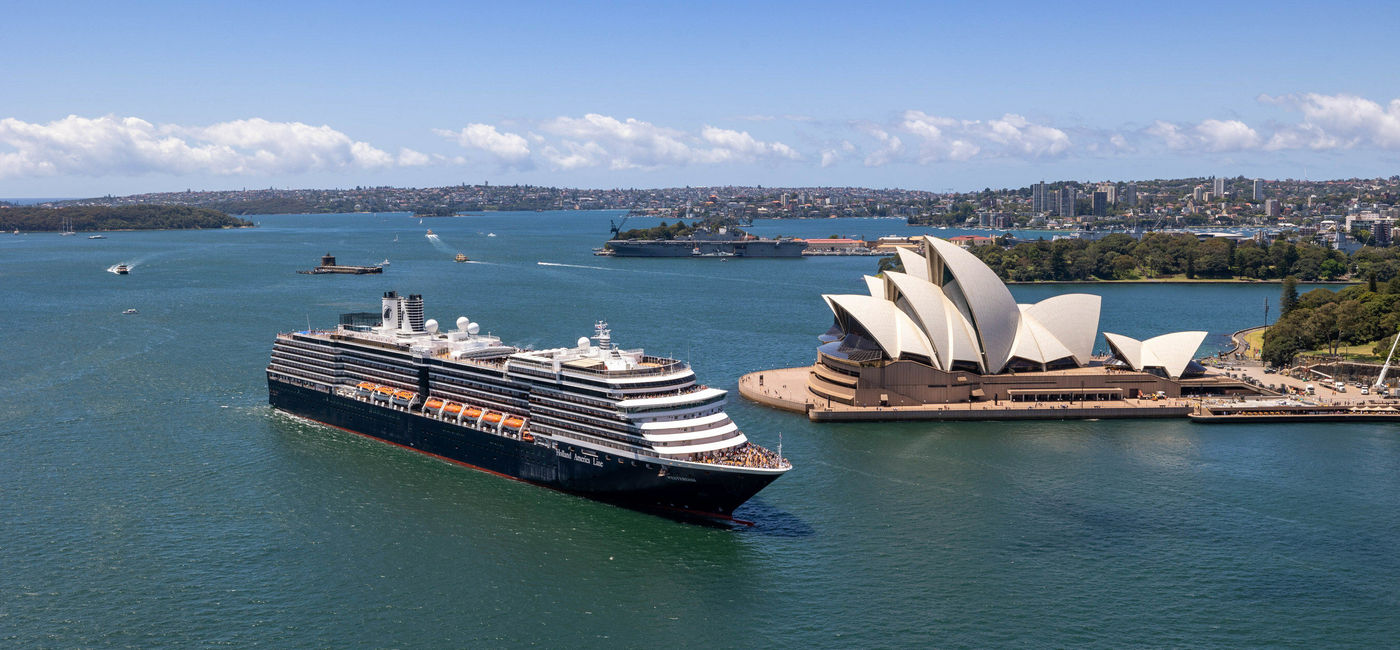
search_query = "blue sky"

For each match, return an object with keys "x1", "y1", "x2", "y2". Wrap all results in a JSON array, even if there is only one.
[{"x1": 3, "y1": 0, "x2": 1399, "y2": 196}]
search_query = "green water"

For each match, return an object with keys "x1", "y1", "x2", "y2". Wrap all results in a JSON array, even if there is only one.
[{"x1": 2, "y1": 212, "x2": 1396, "y2": 647}]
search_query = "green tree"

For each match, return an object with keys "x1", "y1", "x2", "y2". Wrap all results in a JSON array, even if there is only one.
[{"x1": 1280, "y1": 276, "x2": 1299, "y2": 314}]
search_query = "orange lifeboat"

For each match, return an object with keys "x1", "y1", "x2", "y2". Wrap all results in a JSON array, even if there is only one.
[
  {"x1": 356, "y1": 381, "x2": 375, "y2": 390},
  {"x1": 444, "y1": 402, "x2": 463, "y2": 415},
  {"x1": 503, "y1": 417, "x2": 524, "y2": 429},
  {"x1": 375, "y1": 386, "x2": 395, "y2": 395},
  {"x1": 522, "y1": 433, "x2": 534, "y2": 442},
  {"x1": 484, "y1": 413, "x2": 503, "y2": 424},
  {"x1": 464, "y1": 407, "x2": 483, "y2": 419},
  {"x1": 424, "y1": 398, "x2": 444, "y2": 410},
  {"x1": 394, "y1": 390, "x2": 414, "y2": 400}
]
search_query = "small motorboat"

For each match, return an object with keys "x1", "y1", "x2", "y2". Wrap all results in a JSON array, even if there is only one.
[
  {"x1": 454, "y1": 252, "x2": 469, "y2": 263},
  {"x1": 379, "y1": 259, "x2": 390, "y2": 266},
  {"x1": 88, "y1": 234, "x2": 107, "y2": 239},
  {"x1": 114, "y1": 264, "x2": 129, "y2": 274},
  {"x1": 122, "y1": 308, "x2": 138, "y2": 315}
]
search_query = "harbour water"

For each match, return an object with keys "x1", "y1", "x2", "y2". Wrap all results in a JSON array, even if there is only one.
[{"x1": 3, "y1": 211, "x2": 1398, "y2": 646}]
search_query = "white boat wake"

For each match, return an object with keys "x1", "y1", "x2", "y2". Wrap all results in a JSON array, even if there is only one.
[{"x1": 537, "y1": 262, "x2": 619, "y2": 272}]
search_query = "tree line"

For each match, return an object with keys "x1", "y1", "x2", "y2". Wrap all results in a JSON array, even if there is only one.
[
  {"x1": 878, "y1": 233, "x2": 1398, "y2": 282},
  {"x1": 1, "y1": 205, "x2": 252, "y2": 231},
  {"x1": 1261, "y1": 275, "x2": 1400, "y2": 367}
]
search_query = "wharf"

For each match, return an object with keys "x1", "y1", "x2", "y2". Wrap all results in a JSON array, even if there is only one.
[
  {"x1": 1190, "y1": 401, "x2": 1400, "y2": 423},
  {"x1": 739, "y1": 366, "x2": 1191, "y2": 422}
]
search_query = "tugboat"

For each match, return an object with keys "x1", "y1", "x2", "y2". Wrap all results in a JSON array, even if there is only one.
[{"x1": 454, "y1": 252, "x2": 469, "y2": 263}]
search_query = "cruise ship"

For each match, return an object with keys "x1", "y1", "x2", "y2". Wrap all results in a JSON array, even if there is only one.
[{"x1": 267, "y1": 291, "x2": 790, "y2": 519}]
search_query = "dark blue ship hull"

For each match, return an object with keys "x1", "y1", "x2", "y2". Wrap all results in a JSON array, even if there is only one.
[{"x1": 267, "y1": 378, "x2": 779, "y2": 518}]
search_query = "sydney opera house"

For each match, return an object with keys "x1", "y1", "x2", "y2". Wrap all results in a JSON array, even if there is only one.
[{"x1": 807, "y1": 236, "x2": 1223, "y2": 408}]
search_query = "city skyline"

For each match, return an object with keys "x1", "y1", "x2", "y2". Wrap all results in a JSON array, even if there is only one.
[{"x1": 4, "y1": 1, "x2": 1400, "y2": 197}]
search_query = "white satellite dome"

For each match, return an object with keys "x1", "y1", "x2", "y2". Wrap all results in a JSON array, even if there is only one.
[
  {"x1": 467, "y1": 322, "x2": 480, "y2": 335},
  {"x1": 456, "y1": 316, "x2": 469, "y2": 331},
  {"x1": 578, "y1": 336, "x2": 590, "y2": 349},
  {"x1": 424, "y1": 319, "x2": 439, "y2": 334}
]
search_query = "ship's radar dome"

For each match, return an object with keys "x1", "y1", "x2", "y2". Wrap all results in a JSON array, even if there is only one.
[
  {"x1": 467, "y1": 322, "x2": 480, "y2": 335},
  {"x1": 424, "y1": 319, "x2": 439, "y2": 334},
  {"x1": 456, "y1": 316, "x2": 469, "y2": 331},
  {"x1": 578, "y1": 336, "x2": 590, "y2": 349}
]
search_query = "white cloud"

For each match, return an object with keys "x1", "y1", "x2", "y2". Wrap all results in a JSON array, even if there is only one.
[
  {"x1": 1144, "y1": 93, "x2": 1400, "y2": 154},
  {"x1": 699, "y1": 126, "x2": 801, "y2": 162},
  {"x1": 885, "y1": 110, "x2": 1068, "y2": 163},
  {"x1": 861, "y1": 127, "x2": 904, "y2": 167},
  {"x1": 1262, "y1": 93, "x2": 1400, "y2": 149},
  {"x1": 432, "y1": 123, "x2": 531, "y2": 165},
  {"x1": 0, "y1": 115, "x2": 404, "y2": 179},
  {"x1": 519, "y1": 113, "x2": 801, "y2": 170},
  {"x1": 1193, "y1": 119, "x2": 1261, "y2": 151}
]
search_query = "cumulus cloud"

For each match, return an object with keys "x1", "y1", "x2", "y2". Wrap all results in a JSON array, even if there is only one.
[
  {"x1": 1144, "y1": 93, "x2": 1400, "y2": 153},
  {"x1": 432, "y1": 123, "x2": 531, "y2": 165},
  {"x1": 1146, "y1": 118, "x2": 1260, "y2": 152},
  {"x1": 492, "y1": 113, "x2": 802, "y2": 170},
  {"x1": 1262, "y1": 92, "x2": 1400, "y2": 149},
  {"x1": 855, "y1": 111, "x2": 1069, "y2": 166},
  {"x1": 0, "y1": 115, "x2": 408, "y2": 179}
]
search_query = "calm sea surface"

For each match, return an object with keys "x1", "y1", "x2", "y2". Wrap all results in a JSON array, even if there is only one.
[{"x1": 2, "y1": 212, "x2": 1397, "y2": 647}]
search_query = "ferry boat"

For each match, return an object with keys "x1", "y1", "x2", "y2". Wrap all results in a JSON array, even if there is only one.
[
  {"x1": 454, "y1": 252, "x2": 469, "y2": 262},
  {"x1": 266, "y1": 291, "x2": 790, "y2": 519}
]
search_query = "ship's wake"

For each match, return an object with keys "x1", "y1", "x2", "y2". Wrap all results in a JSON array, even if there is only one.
[{"x1": 537, "y1": 261, "x2": 619, "y2": 272}]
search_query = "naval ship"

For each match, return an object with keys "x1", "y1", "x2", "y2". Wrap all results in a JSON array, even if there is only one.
[{"x1": 267, "y1": 291, "x2": 790, "y2": 519}]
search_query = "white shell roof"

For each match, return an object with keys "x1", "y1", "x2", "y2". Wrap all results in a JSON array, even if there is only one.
[
  {"x1": 1103, "y1": 331, "x2": 1207, "y2": 379},
  {"x1": 817, "y1": 238, "x2": 1120, "y2": 376},
  {"x1": 924, "y1": 237, "x2": 1022, "y2": 373},
  {"x1": 823, "y1": 294, "x2": 937, "y2": 363},
  {"x1": 862, "y1": 275, "x2": 886, "y2": 298},
  {"x1": 896, "y1": 248, "x2": 931, "y2": 282},
  {"x1": 1022, "y1": 294, "x2": 1101, "y2": 365},
  {"x1": 1010, "y1": 307, "x2": 1076, "y2": 365}
]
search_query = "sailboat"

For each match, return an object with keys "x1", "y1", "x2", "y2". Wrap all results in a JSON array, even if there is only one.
[{"x1": 60, "y1": 216, "x2": 76, "y2": 236}]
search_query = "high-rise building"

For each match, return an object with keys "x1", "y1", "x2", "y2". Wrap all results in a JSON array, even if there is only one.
[
  {"x1": 1092, "y1": 191, "x2": 1108, "y2": 218},
  {"x1": 1096, "y1": 183, "x2": 1117, "y2": 205},
  {"x1": 1265, "y1": 199, "x2": 1281, "y2": 218},
  {"x1": 1252, "y1": 179, "x2": 1263, "y2": 201},
  {"x1": 1212, "y1": 176, "x2": 1225, "y2": 196},
  {"x1": 1372, "y1": 221, "x2": 1393, "y2": 246},
  {"x1": 1032, "y1": 181, "x2": 1047, "y2": 213},
  {"x1": 1058, "y1": 187, "x2": 1075, "y2": 218},
  {"x1": 1192, "y1": 186, "x2": 1206, "y2": 203},
  {"x1": 1125, "y1": 182, "x2": 1137, "y2": 207}
]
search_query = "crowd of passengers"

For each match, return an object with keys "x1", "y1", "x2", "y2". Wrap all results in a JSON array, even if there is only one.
[{"x1": 694, "y1": 442, "x2": 787, "y2": 468}]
